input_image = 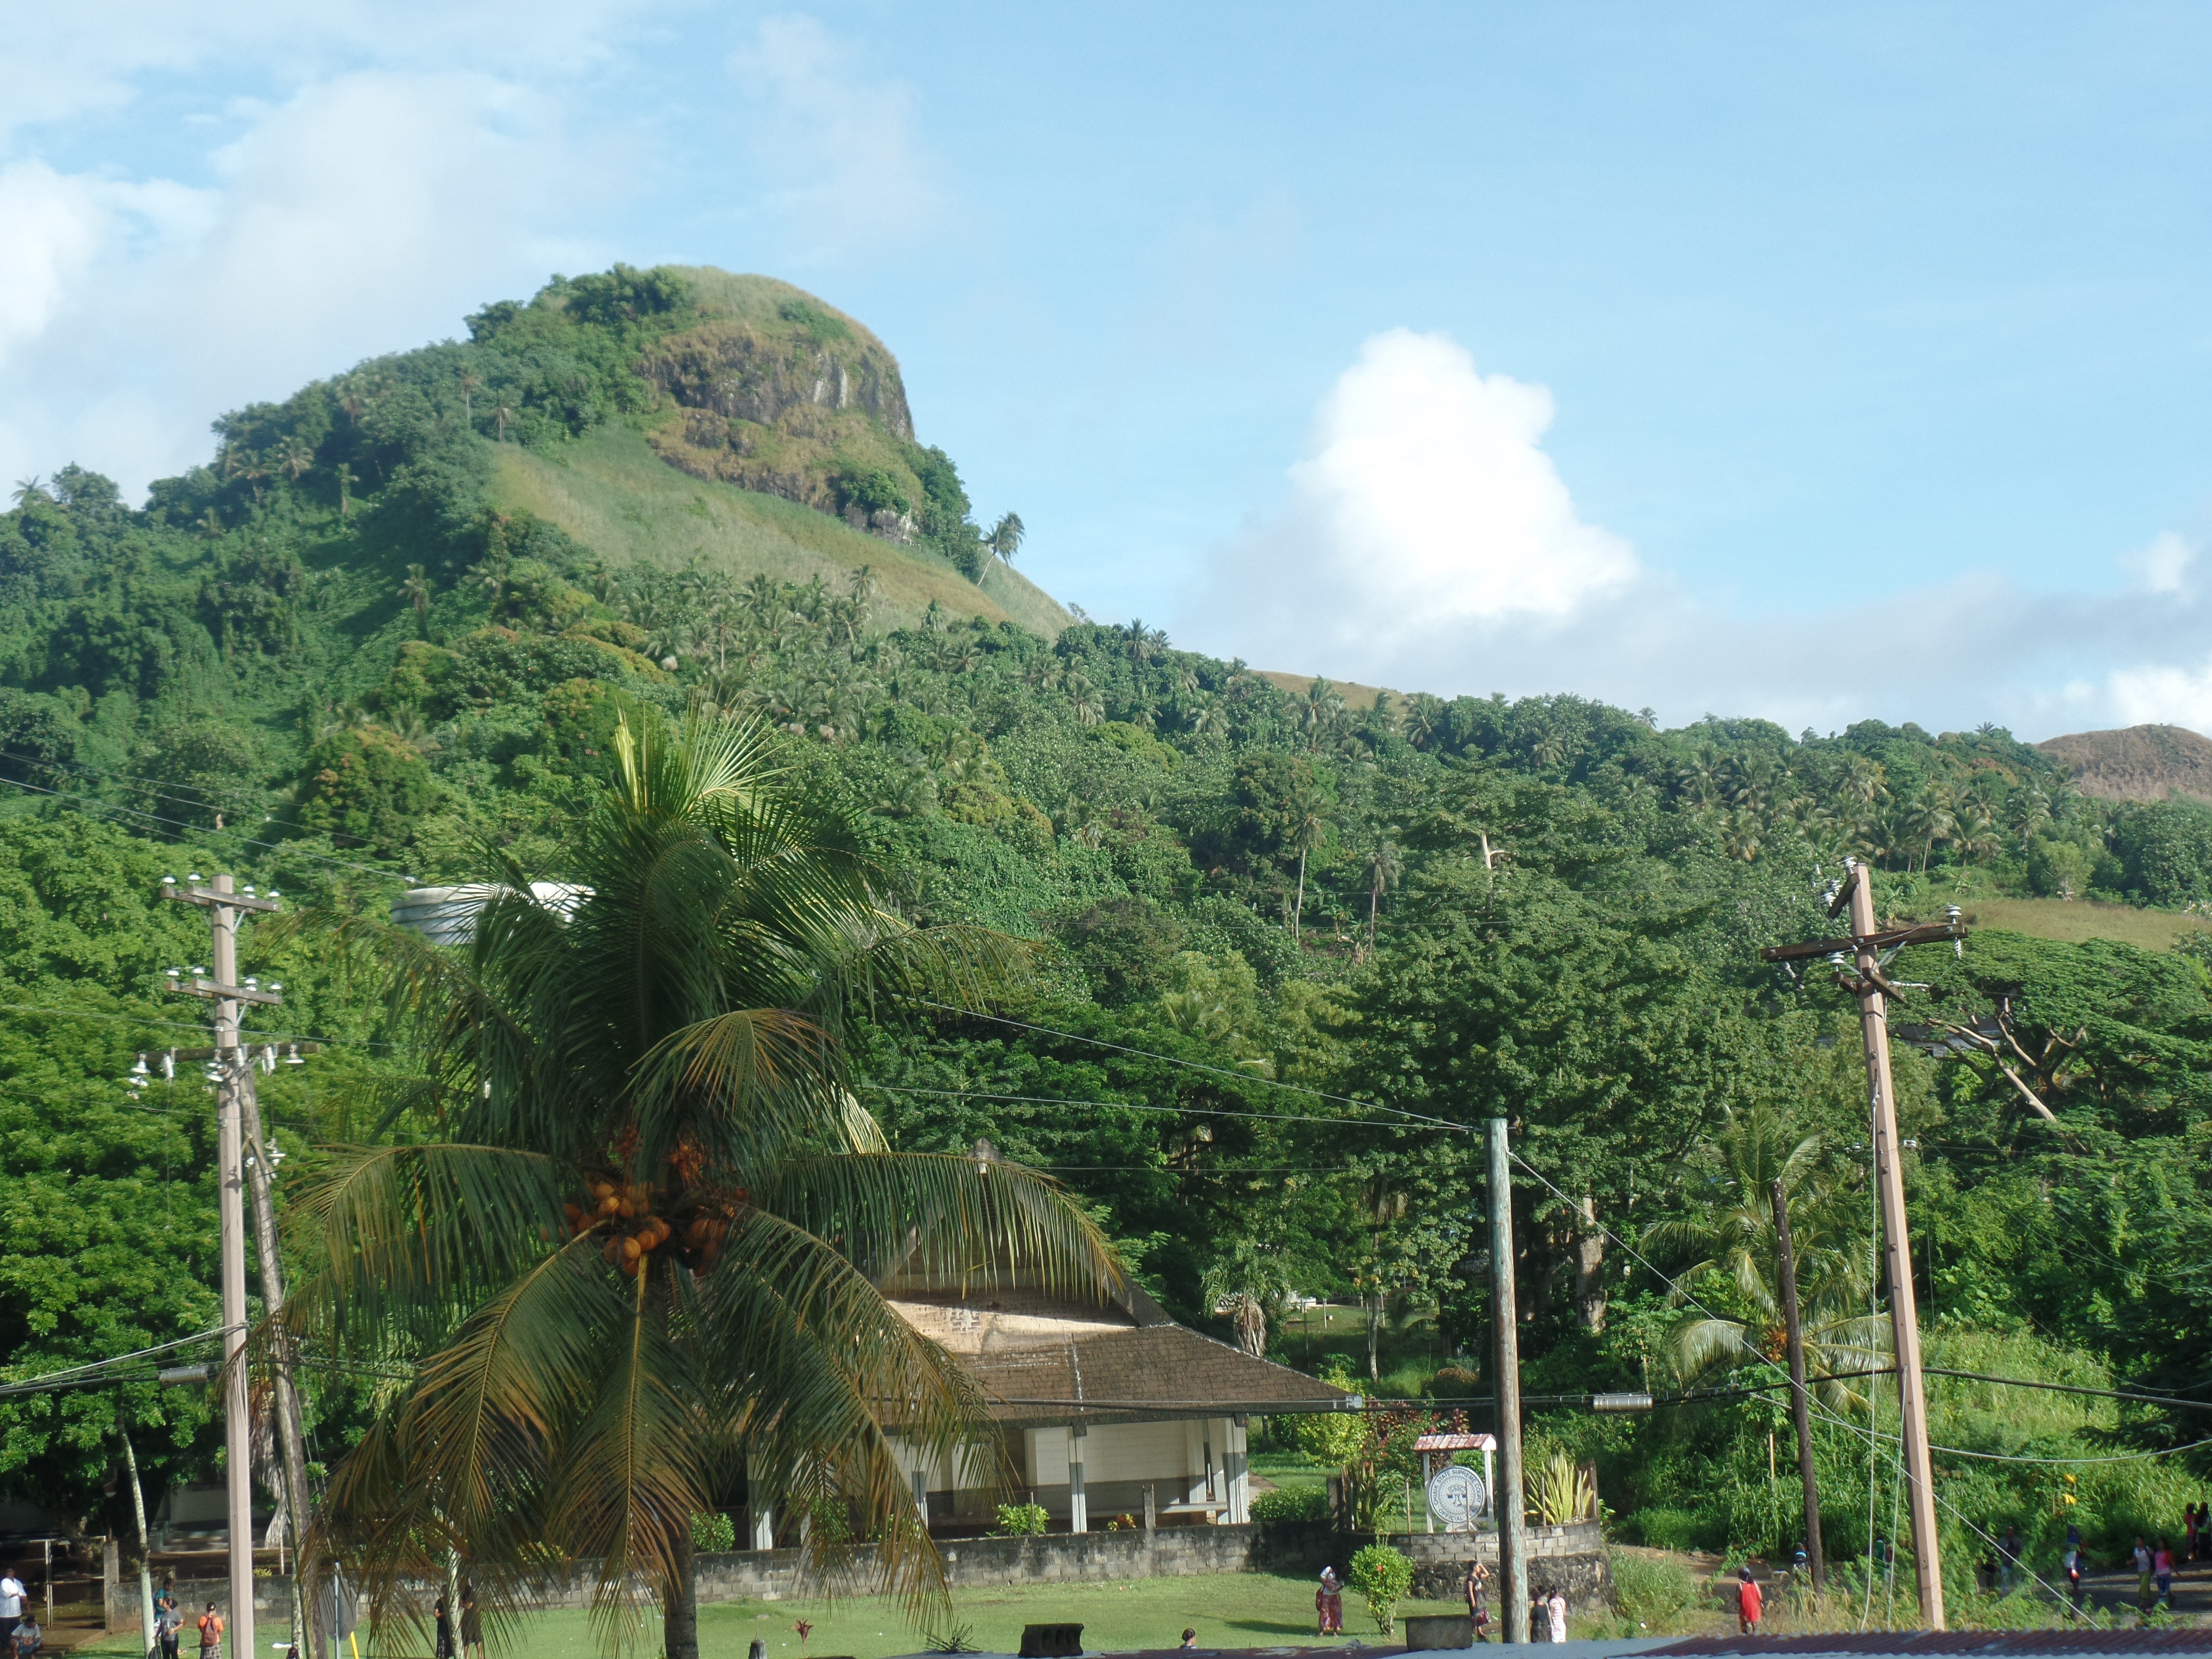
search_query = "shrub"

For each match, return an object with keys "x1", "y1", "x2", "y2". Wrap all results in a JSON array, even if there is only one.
[
  {"x1": 1627, "y1": 1507, "x2": 1709, "y2": 1553},
  {"x1": 1610, "y1": 1552, "x2": 1697, "y2": 1630},
  {"x1": 990, "y1": 1502, "x2": 1048, "y2": 1537},
  {"x1": 1250, "y1": 1485, "x2": 1329, "y2": 1523},
  {"x1": 690, "y1": 1511, "x2": 736, "y2": 1553},
  {"x1": 1348, "y1": 1543, "x2": 1413, "y2": 1635}
]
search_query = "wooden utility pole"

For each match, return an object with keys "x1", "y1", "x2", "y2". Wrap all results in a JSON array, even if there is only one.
[
  {"x1": 1759, "y1": 860, "x2": 1953, "y2": 1628},
  {"x1": 1487, "y1": 1119, "x2": 1528, "y2": 1644},
  {"x1": 163, "y1": 874, "x2": 283, "y2": 1659},
  {"x1": 239, "y1": 1061, "x2": 324, "y2": 1659},
  {"x1": 1770, "y1": 1177, "x2": 1823, "y2": 1590}
]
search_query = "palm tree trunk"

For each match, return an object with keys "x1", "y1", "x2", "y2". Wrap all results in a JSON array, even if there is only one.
[
  {"x1": 1365, "y1": 1290, "x2": 1382, "y2": 1381},
  {"x1": 665, "y1": 1534, "x2": 699, "y2": 1659},
  {"x1": 1367, "y1": 879, "x2": 1380, "y2": 953},
  {"x1": 1293, "y1": 849, "x2": 1308, "y2": 943}
]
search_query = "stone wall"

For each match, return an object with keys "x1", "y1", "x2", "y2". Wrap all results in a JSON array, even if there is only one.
[{"x1": 1378, "y1": 1522, "x2": 1611, "y2": 1610}]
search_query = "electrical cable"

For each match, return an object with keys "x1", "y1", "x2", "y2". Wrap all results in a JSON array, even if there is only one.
[
  {"x1": 0, "y1": 1329, "x2": 228, "y2": 1396},
  {"x1": 859, "y1": 1082, "x2": 1436, "y2": 1132},
  {"x1": 0, "y1": 771, "x2": 408, "y2": 881},
  {"x1": 1505, "y1": 1146, "x2": 2098, "y2": 1623},
  {"x1": 909, "y1": 1000, "x2": 1470, "y2": 1132}
]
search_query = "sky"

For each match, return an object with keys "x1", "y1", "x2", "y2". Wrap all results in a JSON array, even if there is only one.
[{"x1": 4, "y1": 3, "x2": 2212, "y2": 739}]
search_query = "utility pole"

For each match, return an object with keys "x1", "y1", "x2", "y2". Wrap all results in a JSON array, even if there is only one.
[
  {"x1": 1759, "y1": 860, "x2": 1955, "y2": 1629},
  {"x1": 163, "y1": 874, "x2": 283, "y2": 1659},
  {"x1": 239, "y1": 1060, "x2": 323, "y2": 1659},
  {"x1": 1770, "y1": 1177, "x2": 1822, "y2": 1591},
  {"x1": 1487, "y1": 1119, "x2": 1527, "y2": 1644}
]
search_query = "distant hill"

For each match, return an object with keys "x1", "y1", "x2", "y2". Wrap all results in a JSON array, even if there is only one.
[{"x1": 2036, "y1": 723, "x2": 2212, "y2": 804}]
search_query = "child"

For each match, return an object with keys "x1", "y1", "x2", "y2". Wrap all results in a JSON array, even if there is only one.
[
  {"x1": 1178, "y1": 1630, "x2": 1197, "y2": 1650},
  {"x1": 196, "y1": 1603, "x2": 224, "y2": 1659},
  {"x1": 11, "y1": 1614, "x2": 39, "y2": 1659}
]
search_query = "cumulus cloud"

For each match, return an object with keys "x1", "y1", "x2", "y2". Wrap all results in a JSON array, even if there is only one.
[
  {"x1": 729, "y1": 14, "x2": 939, "y2": 262},
  {"x1": 0, "y1": 67, "x2": 601, "y2": 497},
  {"x1": 1184, "y1": 329, "x2": 2212, "y2": 741}
]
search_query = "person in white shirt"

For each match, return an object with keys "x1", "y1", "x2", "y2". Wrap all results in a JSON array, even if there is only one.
[
  {"x1": 1546, "y1": 1588, "x2": 1567, "y2": 1644},
  {"x1": 0, "y1": 1570, "x2": 25, "y2": 1647}
]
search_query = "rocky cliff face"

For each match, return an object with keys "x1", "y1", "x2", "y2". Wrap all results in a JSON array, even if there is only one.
[
  {"x1": 639, "y1": 302, "x2": 928, "y2": 534},
  {"x1": 643, "y1": 318, "x2": 913, "y2": 438}
]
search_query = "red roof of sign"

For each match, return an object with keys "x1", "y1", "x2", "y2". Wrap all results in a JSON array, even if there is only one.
[{"x1": 1413, "y1": 1432, "x2": 1496, "y2": 1451}]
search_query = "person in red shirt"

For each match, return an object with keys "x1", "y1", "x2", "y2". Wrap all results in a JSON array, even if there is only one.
[{"x1": 1736, "y1": 1568, "x2": 1764, "y2": 1635}]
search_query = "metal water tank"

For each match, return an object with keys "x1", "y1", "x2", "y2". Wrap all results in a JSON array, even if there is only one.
[{"x1": 389, "y1": 882, "x2": 589, "y2": 944}]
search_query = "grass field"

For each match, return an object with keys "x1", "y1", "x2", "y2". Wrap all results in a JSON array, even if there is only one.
[
  {"x1": 66, "y1": 1575, "x2": 1482, "y2": 1659},
  {"x1": 1951, "y1": 899, "x2": 2212, "y2": 953},
  {"x1": 491, "y1": 425, "x2": 1070, "y2": 638}
]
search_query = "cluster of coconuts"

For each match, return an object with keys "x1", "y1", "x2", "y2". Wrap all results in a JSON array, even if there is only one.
[{"x1": 564, "y1": 1179, "x2": 739, "y2": 1276}]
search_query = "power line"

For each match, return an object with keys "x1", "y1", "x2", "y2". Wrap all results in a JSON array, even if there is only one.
[
  {"x1": 0, "y1": 1329, "x2": 228, "y2": 1397},
  {"x1": 0, "y1": 772, "x2": 407, "y2": 881},
  {"x1": 0, "y1": 745, "x2": 399, "y2": 857},
  {"x1": 860, "y1": 1082, "x2": 1446, "y2": 1132},
  {"x1": 1504, "y1": 1146, "x2": 2096, "y2": 1622},
  {"x1": 908, "y1": 1001, "x2": 1469, "y2": 1132}
]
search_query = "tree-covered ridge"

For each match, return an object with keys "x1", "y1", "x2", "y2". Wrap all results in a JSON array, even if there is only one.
[{"x1": 7, "y1": 262, "x2": 2212, "y2": 1598}]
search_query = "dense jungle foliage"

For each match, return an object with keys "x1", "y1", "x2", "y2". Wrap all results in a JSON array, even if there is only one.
[{"x1": 5, "y1": 265, "x2": 2212, "y2": 1603}]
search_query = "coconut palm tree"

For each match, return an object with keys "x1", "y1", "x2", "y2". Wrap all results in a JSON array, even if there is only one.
[
  {"x1": 984, "y1": 512, "x2": 1024, "y2": 570},
  {"x1": 1361, "y1": 837, "x2": 1402, "y2": 956},
  {"x1": 282, "y1": 711, "x2": 1118, "y2": 1658},
  {"x1": 1644, "y1": 1106, "x2": 1886, "y2": 1408},
  {"x1": 397, "y1": 565, "x2": 434, "y2": 639}
]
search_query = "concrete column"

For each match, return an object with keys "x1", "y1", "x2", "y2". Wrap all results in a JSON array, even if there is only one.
[
  {"x1": 1068, "y1": 1424, "x2": 1088, "y2": 1534},
  {"x1": 1143, "y1": 1484, "x2": 1156, "y2": 1536},
  {"x1": 1226, "y1": 1418, "x2": 1250, "y2": 1525},
  {"x1": 911, "y1": 1469, "x2": 929, "y2": 1532},
  {"x1": 747, "y1": 1457, "x2": 775, "y2": 1551}
]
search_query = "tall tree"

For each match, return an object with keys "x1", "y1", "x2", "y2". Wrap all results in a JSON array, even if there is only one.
[
  {"x1": 397, "y1": 565, "x2": 434, "y2": 639},
  {"x1": 284, "y1": 712, "x2": 1118, "y2": 1657}
]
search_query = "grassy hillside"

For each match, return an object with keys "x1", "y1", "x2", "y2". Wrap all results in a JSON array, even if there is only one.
[
  {"x1": 1949, "y1": 896, "x2": 2212, "y2": 953},
  {"x1": 1255, "y1": 669, "x2": 1404, "y2": 714},
  {"x1": 491, "y1": 424, "x2": 1069, "y2": 635},
  {"x1": 2038, "y1": 721, "x2": 2212, "y2": 804}
]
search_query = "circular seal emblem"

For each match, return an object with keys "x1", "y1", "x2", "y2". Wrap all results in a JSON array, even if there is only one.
[{"x1": 1425, "y1": 1462, "x2": 1487, "y2": 1531}]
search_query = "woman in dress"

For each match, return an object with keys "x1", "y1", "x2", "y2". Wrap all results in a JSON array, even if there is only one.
[
  {"x1": 1465, "y1": 1561, "x2": 1490, "y2": 1641},
  {"x1": 1315, "y1": 1567, "x2": 1343, "y2": 1636}
]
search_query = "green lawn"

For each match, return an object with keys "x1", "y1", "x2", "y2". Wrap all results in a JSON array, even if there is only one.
[{"x1": 70, "y1": 1575, "x2": 1475, "y2": 1659}]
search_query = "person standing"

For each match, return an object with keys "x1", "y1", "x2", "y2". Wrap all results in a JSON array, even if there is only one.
[
  {"x1": 195, "y1": 1603, "x2": 223, "y2": 1659},
  {"x1": 0, "y1": 1566, "x2": 23, "y2": 1650},
  {"x1": 1315, "y1": 1567, "x2": 1342, "y2": 1637},
  {"x1": 459, "y1": 1587, "x2": 483, "y2": 1659},
  {"x1": 2134, "y1": 1536, "x2": 2153, "y2": 1606},
  {"x1": 1464, "y1": 1561, "x2": 1490, "y2": 1643},
  {"x1": 2155, "y1": 1538, "x2": 2175, "y2": 1607},
  {"x1": 1544, "y1": 1588, "x2": 1566, "y2": 1645},
  {"x1": 155, "y1": 1580, "x2": 182, "y2": 1659},
  {"x1": 433, "y1": 1597, "x2": 454, "y2": 1659},
  {"x1": 1998, "y1": 1525, "x2": 2022, "y2": 1593},
  {"x1": 2186, "y1": 1505, "x2": 2200, "y2": 1566},
  {"x1": 1736, "y1": 1568, "x2": 1764, "y2": 1637},
  {"x1": 2064, "y1": 1536, "x2": 2085, "y2": 1609}
]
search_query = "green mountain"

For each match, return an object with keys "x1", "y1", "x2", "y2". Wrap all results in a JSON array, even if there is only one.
[{"x1": 7, "y1": 263, "x2": 2212, "y2": 1580}]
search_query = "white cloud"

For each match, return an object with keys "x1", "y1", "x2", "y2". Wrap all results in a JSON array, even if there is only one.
[
  {"x1": 2122, "y1": 529, "x2": 2194, "y2": 595},
  {"x1": 1183, "y1": 328, "x2": 2212, "y2": 741},
  {"x1": 729, "y1": 14, "x2": 938, "y2": 262},
  {"x1": 0, "y1": 68, "x2": 599, "y2": 497},
  {"x1": 1286, "y1": 329, "x2": 1638, "y2": 626}
]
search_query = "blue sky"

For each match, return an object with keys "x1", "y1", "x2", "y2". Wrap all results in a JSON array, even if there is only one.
[{"x1": 5, "y1": 3, "x2": 2211, "y2": 735}]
